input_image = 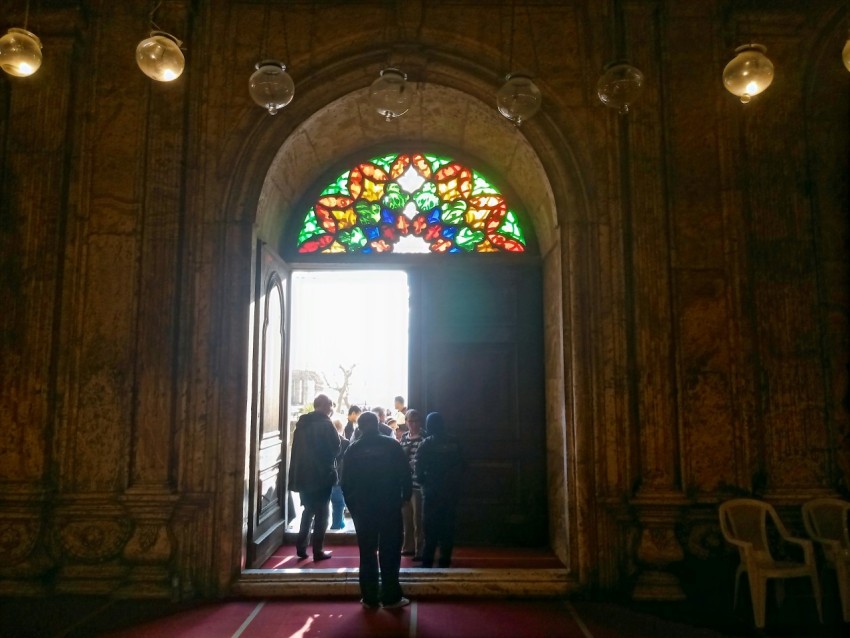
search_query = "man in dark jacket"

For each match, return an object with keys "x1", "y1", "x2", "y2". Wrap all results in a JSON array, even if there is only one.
[
  {"x1": 288, "y1": 394, "x2": 339, "y2": 561},
  {"x1": 414, "y1": 411, "x2": 466, "y2": 568},
  {"x1": 341, "y1": 411, "x2": 412, "y2": 609}
]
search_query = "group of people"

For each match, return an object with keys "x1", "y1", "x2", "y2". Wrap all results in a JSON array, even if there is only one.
[{"x1": 288, "y1": 394, "x2": 466, "y2": 609}]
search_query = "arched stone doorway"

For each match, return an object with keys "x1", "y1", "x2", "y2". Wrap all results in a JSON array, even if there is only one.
[{"x1": 221, "y1": 72, "x2": 593, "y2": 595}]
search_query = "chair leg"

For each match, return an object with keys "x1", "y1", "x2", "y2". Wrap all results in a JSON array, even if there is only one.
[
  {"x1": 748, "y1": 572, "x2": 767, "y2": 629},
  {"x1": 809, "y1": 572, "x2": 823, "y2": 623},
  {"x1": 837, "y1": 563, "x2": 850, "y2": 623},
  {"x1": 775, "y1": 579, "x2": 785, "y2": 608},
  {"x1": 733, "y1": 567, "x2": 743, "y2": 610}
]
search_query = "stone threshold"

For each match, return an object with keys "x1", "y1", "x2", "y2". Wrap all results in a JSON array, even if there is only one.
[{"x1": 233, "y1": 567, "x2": 576, "y2": 598}]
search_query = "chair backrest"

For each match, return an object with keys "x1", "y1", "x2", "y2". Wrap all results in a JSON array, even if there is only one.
[
  {"x1": 802, "y1": 498, "x2": 850, "y2": 552},
  {"x1": 719, "y1": 498, "x2": 778, "y2": 562}
]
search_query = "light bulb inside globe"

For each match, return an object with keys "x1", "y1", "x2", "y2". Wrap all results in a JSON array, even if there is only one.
[
  {"x1": 0, "y1": 27, "x2": 43, "y2": 78},
  {"x1": 369, "y1": 68, "x2": 412, "y2": 122},
  {"x1": 136, "y1": 31, "x2": 185, "y2": 82},
  {"x1": 723, "y1": 44, "x2": 773, "y2": 104},
  {"x1": 496, "y1": 72, "x2": 542, "y2": 126},
  {"x1": 248, "y1": 60, "x2": 295, "y2": 115}
]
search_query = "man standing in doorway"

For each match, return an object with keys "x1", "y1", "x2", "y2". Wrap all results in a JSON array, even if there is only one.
[
  {"x1": 342, "y1": 411, "x2": 412, "y2": 609},
  {"x1": 393, "y1": 395, "x2": 408, "y2": 434},
  {"x1": 288, "y1": 394, "x2": 339, "y2": 561},
  {"x1": 343, "y1": 404, "x2": 361, "y2": 440},
  {"x1": 415, "y1": 411, "x2": 466, "y2": 568},
  {"x1": 372, "y1": 406, "x2": 395, "y2": 437},
  {"x1": 400, "y1": 409, "x2": 426, "y2": 560}
]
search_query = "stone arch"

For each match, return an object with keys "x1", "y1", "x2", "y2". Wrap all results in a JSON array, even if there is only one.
[{"x1": 221, "y1": 54, "x2": 597, "y2": 589}]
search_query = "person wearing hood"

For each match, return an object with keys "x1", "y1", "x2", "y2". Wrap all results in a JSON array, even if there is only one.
[
  {"x1": 414, "y1": 411, "x2": 467, "y2": 568},
  {"x1": 288, "y1": 394, "x2": 340, "y2": 561}
]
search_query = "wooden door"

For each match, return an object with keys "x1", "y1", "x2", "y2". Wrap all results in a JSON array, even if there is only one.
[
  {"x1": 247, "y1": 242, "x2": 290, "y2": 567},
  {"x1": 410, "y1": 261, "x2": 547, "y2": 547}
]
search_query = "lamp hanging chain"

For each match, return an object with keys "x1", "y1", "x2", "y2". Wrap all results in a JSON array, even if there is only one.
[
  {"x1": 524, "y1": 3, "x2": 539, "y2": 77},
  {"x1": 508, "y1": 0, "x2": 515, "y2": 72},
  {"x1": 23, "y1": 0, "x2": 30, "y2": 31},
  {"x1": 259, "y1": 0, "x2": 270, "y2": 59},
  {"x1": 613, "y1": 0, "x2": 625, "y2": 61},
  {"x1": 148, "y1": 0, "x2": 163, "y2": 32}
]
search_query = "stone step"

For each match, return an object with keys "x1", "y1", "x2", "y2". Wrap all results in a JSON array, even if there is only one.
[{"x1": 233, "y1": 567, "x2": 576, "y2": 598}]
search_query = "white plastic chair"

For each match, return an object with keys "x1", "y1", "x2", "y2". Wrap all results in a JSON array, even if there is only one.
[
  {"x1": 718, "y1": 498, "x2": 823, "y2": 628},
  {"x1": 802, "y1": 497, "x2": 850, "y2": 622}
]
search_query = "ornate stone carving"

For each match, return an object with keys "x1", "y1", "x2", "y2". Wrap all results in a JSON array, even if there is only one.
[
  {"x1": 123, "y1": 523, "x2": 173, "y2": 564},
  {"x1": 685, "y1": 521, "x2": 725, "y2": 561},
  {"x1": 0, "y1": 519, "x2": 40, "y2": 565},
  {"x1": 56, "y1": 519, "x2": 132, "y2": 563},
  {"x1": 632, "y1": 525, "x2": 686, "y2": 601}
]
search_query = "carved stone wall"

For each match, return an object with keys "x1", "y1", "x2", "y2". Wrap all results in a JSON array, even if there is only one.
[{"x1": 0, "y1": 0, "x2": 847, "y2": 602}]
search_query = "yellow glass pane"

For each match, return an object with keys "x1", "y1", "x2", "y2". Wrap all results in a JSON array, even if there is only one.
[
  {"x1": 332, "y1": 207, "x2": 357, "y2": 229},
  {"x1": 362, "y1": 178, "x2": 385, "y2": 202},
  {"x1": 465, "y1": 207, "x2": 489, "y2": 230}
]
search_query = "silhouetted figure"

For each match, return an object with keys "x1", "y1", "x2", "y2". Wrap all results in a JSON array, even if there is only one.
[
  {"x1": 341, "y1": 411, "x2": 412, "y2": 609},
  {"x1": 415, "y1": 411, "x2": 466, "y2": 568},
  {"x1": 288, "y1": 394, "x2": 339, "y2": 561},
  {"x1": 344, "y1": 404, "x2": 361, "y2": 440}
]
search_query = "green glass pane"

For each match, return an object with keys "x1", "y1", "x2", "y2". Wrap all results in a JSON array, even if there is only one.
[
  {"x1": 472, "y1": 173, "x2": 498, "y2": 195},
  {"x1": 425, "y1": 154, "x2": 452, "y2": 173},
  {"x1": 382, "y1": 182, "x2": 408, "y2": 210},
  {"x1": 499, "y1": 210, "x2": 526, "y2": 243},
  {"x1": 413, "y1": 182, "x2": 440, "y2": 211},
  {"x1": 297, "y1": 208, "x2": 325, "y2": 244},
  {"x1": 339, "y1": 226, "x2": 367, "y2": 250},
  {"x1": 372, "y1": 153, "x2": 398, "y2": 173},
  {"x1": 441, "y1": 199, "x2": 467, "y2": 225},
  {"x1": 321, "y1": 171, "x2": 351, "y2": 196},
  {"x1": 355, "y1": 200, "x2": 382, "y2": 224},
  {"x1": 456, "y1": 227, "x2": 485, "y2": 251}
]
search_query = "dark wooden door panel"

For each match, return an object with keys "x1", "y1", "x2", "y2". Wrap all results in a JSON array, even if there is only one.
[{"x1": 414, "y1": 262, "x2": 546, "y2": 547}]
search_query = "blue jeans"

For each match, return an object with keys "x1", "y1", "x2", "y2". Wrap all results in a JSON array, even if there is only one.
[{"x1": 330, "y1": 484, "x2": 346, "y2": 529}]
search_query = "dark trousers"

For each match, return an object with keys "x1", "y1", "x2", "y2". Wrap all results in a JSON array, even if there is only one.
[
  {"x1": 296, "y1": 486, "x2": 332, "y2": 554},
  {"x1": 351, "y1": 507, "x2": 404, "y2": 605},
  {"x1": 421, "y1": 492, "x2": 458, "y2": 567}
]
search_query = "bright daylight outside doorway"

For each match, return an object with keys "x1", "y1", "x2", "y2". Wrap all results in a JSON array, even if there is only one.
[{"x1": 286, "y1": 269, "x2": 409, "y2": 534}]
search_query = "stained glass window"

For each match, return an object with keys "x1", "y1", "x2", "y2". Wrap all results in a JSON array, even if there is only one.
[{"x1": 296, "y1": 153, "x2": 527, "y2": 254}]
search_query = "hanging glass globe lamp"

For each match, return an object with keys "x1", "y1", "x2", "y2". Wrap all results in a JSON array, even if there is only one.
[
  {"x1": 136, "y1": 31, "x2": 185, "y2": 82},
  {"x1": 596, "y1": 61, "x2": 645, "y2": 114},
  {"x1": 496, "y1": 72, "x2": 542, "y2": 126},
  {"x1": 722, "y1": 44, "x2": 774, "y2": 103},
  {"x1": 248, "y1": 60, "x2": 295, "y2": 115},
  {"x1": 369, "y1": 68, "x2": 412, "y2": 122},
  {"x1": 0, "y1": 27, "x2": 43, "y2": 77}
]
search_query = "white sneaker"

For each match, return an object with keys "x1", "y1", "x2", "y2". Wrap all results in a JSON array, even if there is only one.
[{"x1": 382, "y1": 597, "x2": 410, "y2": 609}]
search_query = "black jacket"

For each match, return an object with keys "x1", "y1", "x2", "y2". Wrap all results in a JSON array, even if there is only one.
[
  {"x1": 288, "y1": 410, "x2": 340, "y2": 493},
  {"x1": 414, "y1": 433, "x2": 466, "y2": 498},
  {"x1": 341, "y1": 431, "x2": 412, "y2": 516}
]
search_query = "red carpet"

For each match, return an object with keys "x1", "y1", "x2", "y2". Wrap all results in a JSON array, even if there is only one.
[
  {"x1": 99, "y1": 600, "x2": 584, "y2": 638},
  {"x1": 98, "y1": 598, "x2": 732, "y2": 638},
  {"x1": 261, "y1": 544, "x2": 564, "y2": 569}
]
